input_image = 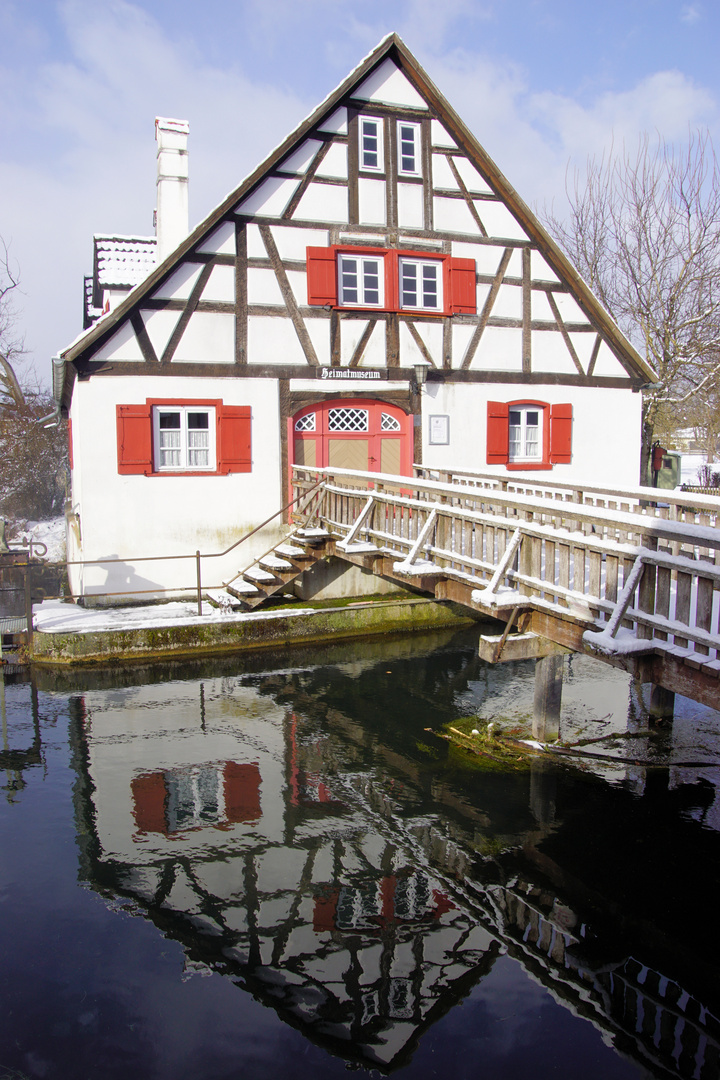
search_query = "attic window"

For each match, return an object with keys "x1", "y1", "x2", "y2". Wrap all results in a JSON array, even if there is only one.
[
  {"x1": 397, "y1": 122, "x2": 421, "y2": 177},
  {"x1": 359, "y1": 117, "x2": 383, "y2": 172}
]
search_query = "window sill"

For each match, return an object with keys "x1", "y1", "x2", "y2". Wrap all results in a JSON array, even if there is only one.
[{"x1": 506, "y1": 461, "x2": 553, "y2": 471}]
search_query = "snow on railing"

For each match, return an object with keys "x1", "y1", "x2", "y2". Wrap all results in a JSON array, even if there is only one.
[{"x1": 291, "y1": 466, "x2": 720, "y2": 669}]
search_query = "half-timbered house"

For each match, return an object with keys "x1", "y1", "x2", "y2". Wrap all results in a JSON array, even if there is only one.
[{"x1": 53, "y1": 34, "x2": 655, "y2": 601}]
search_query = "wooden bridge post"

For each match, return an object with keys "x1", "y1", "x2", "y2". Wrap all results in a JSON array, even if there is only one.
[
  {"x1": 648, "y1": 684, "x2": 675, "y2": 723},
  {"x1": 533, "y1": 654, "x2": 564, "y2": 742}
]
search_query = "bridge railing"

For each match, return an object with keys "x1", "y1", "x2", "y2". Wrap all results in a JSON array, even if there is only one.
[
  {"x1": 291, "y1": 466, "x2": 720, "y2": 669},
  {"x1": 413, "y1": 464, "x2": 720, "y2": 530}
]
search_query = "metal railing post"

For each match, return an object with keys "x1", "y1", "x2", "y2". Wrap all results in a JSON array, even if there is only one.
[
  {"x1": 196, "y1": 551, "x2": 202, "y2": 616},
  {"x1": 24, "y1": 563, "x2": 33, "y2": 649}
]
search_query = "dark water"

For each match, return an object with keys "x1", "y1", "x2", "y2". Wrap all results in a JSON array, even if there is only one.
[{"x1": 1, "y1": 628, "x2": 719, "y2": 1079}]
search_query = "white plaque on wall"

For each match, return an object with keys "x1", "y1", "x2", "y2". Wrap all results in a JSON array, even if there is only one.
[{"x1": 429, "y1": 414, "x2": 449, "y2": 445}]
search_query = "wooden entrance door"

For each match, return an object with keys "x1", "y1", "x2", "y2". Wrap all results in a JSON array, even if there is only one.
[{"x1": 291, "y1": 399, "x2": 411, "y2": 477}]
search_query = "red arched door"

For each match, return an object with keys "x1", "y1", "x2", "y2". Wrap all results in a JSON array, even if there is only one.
[{"x1": 291, "y1": 399, "x2": 412, "y2": 476}]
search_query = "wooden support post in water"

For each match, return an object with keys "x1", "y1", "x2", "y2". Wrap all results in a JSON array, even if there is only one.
[
  {"x1": 533, "y1": 653, "x2": 564, "y2": 742},
  {"x1": 648, "y1": 684, "x2": 675, "y2": 723}
]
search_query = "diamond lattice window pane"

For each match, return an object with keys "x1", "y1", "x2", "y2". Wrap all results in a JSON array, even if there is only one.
[
  {"x1": 295, "y1": 413, "x2": 316, "y2": 432},
  {"x1": 328, "y1": 408, "x2": 368, "y2": 432},
  {"x1": 381, "y1": 413, "x2": 401, "y2": 431}
]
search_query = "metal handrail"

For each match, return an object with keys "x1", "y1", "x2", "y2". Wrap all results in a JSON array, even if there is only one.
[{"x1": 60, "y1": 478, "x2": 324, "y2": 613}]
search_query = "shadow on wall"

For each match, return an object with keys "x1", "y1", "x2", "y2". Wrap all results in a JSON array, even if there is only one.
[{"x1": 78, "y1": 554, "x2": 194, "y2": 607}]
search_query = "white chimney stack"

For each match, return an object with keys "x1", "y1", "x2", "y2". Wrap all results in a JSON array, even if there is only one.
[{"x1": 155, "y1": 117, "x2": 189, "y2": 263}]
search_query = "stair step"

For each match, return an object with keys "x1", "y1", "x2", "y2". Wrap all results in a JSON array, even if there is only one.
[
  {"x1": 259, "y1": 555, "x2": 293, "y2": 571},
  {"x1": 294, "y1": 528, "x2": 331, "y2": 544},
  {"x1": 244, "y1": 567, "x2": 277, "y2": 584},
  {"x1": 275, "y1": 543, "x2": 307, "y2": 558},
  {"x1": 206, "y1": 589, "x2": 244, "y2": 609},
  {"x1": 223, "y1": 580, "x2": 260, "y2": 595}
]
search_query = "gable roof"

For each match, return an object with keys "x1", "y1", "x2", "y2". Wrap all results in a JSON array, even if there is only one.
[{"x1": 55, "y1": 33, "x2": 656, "y2": 406}]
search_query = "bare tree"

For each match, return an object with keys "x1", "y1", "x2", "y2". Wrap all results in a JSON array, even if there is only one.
[
  {"x1": 0, "y1": 238, "x2": 26, "y2": 412},
  {"x1": 543, "y1": 131, "x2": 720, "y2": 482},
  {"x1": 0, "y1": 238, "x2": 68, "y2": 519}
]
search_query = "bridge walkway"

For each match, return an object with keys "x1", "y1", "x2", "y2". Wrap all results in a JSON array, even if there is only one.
[{"x1": 273, "y1": 465, "x2": 720, "y2": 718}]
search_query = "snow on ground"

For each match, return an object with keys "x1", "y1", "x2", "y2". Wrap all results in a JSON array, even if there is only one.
[
  {"x1": 7, "y1": 517, "x2": 65, "y2": 561},
  {"x1": 34, "y1": 598, "x2": 316, "y2": 635},
  {"x1": 680, "y1": 454, "x2": 717, "y2": 486}
]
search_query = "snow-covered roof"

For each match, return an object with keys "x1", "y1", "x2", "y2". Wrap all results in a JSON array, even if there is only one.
[{"x1": 94, "y1": 234, "x2": 157, "y2": 290}]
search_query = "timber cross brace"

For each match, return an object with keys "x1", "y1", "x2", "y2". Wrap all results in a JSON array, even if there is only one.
[{"x1": 281, "y1": 465, "x2": 720, "y2": 732}]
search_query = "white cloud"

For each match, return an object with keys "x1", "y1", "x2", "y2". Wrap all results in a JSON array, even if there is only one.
[
  {"x1": 680, "y1": 4, "x2": 702, "y2": 24},
  {"x1": 1, "y1": 0, "x2": 718, "y2": 381}
]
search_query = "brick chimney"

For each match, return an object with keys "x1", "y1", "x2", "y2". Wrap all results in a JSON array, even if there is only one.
[{"x1": 155, "y1": 117, "x2": 189, "y2": 263}]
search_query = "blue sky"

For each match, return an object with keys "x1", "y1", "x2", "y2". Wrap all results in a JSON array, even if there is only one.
[{"x1": 0, "y1": 0, "x2": 718, "y2": 378}]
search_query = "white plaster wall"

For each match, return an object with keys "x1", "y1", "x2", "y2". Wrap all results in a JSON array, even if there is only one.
[
  {"x1": 318, "y1": 107, "x2": 347, "y2": 135},
  {"x1": 358, "y1": 178, "x2": 386, "y2": 226},
  {"x1": 453, "y1": 158, "x2": 493, "y2": 194},
  {"x1": 172, "y1": 311, "x2": 235, "y2": 363},
  {"x1": 354, "y1": 58, "x2": 428, "y2": 109},
  {"x1": 151, "y1": 262, "x2": 202, "y2": 301},
  {"x1": 69, "y1": 375, "x2": 284, "y2": 597},
  {"x1": 294, "y1": 183, "x2": 348, "y2": 224},
  {"x1": 197, "y1": 221, "x2": 236, "y2": 255},
  {"x1": 420, "y1": 381, "x2": 643, "y2": 488},
  {"x1": 236, "y1": 176, "x2": 299, "y2": 218},
  {"x1": 316, "y1": 142, "x2": 348, "y2": 180},
  {"x1": 433, "y1": 196, "x2": 480, "y2": 235},
  {"x1": 397, "y1": 182, "x2": 423, "y2": 229},
  {"x1": 476, "y1": 202, "x2": 528, "y2": 242},
  {"x1": 281, "y1": 139, "x2": 322, "y2": 174},
  {"x1": 271, "y1": 226, "x2": 329, "y2": 261},
  {"x1": 248, "y1": 316, "x2": 307, "y2": 365},
  {"x1": 431, "y1": 120, "x2": 457, "y2": 148},
  {"x1": 431, "y1": 154, "x2": 459, "y2": 190},
  {"x1": 202, "y1": 264, "x2": 235, "y2": 303},
  {"x1": 93, "y1": 321, "x2": 144, "y2": 362}
]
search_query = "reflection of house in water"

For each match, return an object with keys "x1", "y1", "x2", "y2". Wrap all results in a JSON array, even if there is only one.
[{"x1": 70, "y1": 654, "x2": 720, "y2": 1076}]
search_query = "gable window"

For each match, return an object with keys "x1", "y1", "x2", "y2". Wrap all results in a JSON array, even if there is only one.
[
  {"x1": 399, "y1": 258, "x2": 440, "y2": 311},
  {"x1": 338, "y1": 254, "x2": 383, "y2": 307},
  {"x1": 397, "y1": 122, "x2": 421, "y2": 177},
  {"x1": 359, "y1": 117, "x2": 383, "y2": 172},
  {"x1": 487, "y1": 401, "x2": 572, "y2": 471},
  {"x1": 307, "y1": 246, "x2": 476, "y2": 316},
  {"x1": 154, "y1": 406, "x2": 216, "y2": 471},
  {"x1": 117, "y1": 400, "x2": 251, "y2": 476}
]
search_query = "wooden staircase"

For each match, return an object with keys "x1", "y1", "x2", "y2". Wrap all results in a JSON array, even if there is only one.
[{"x1": 207, "y1": 528, "x2": 332, "y2": 611}]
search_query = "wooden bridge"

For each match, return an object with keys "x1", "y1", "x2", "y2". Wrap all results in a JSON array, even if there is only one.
[{"x1": 261, "y1": 464, "x2": 720, "y2": 738}]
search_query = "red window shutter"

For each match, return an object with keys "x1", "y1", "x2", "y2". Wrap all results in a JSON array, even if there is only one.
[
  {"x1": 549, "y1": 403, "x2": 573, "y2": 463},
  {"x1": 68, "y1": 418, "x2": 73, "y2": 471},
  {"x1": 448, "y1": 258, "x2": 477, "y2": 315},
  {"x1": 306, "y1": 247, "x2": 337, "y2": 306},
  {"x1": 217, "y1": 405, "x2": 251, "y2": 473},
  {"x1": 486, "y1": 401, "x2": 509, "y2": 464},
  {"x1": 116, "y1": 404, "x2": 153, "y2": 474}
]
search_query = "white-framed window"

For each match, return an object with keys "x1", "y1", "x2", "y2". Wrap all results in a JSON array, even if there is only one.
[
  {"x1": 153, "y1": 405, "x2": 216, "y2": 471},
  {"x1": 399, "y1": 258, "x2": 441, "y2": 311},
  {"x1": 508, "y1": 405, "x2": 542, "y2": 462},
  {"x1": 397, "y1": 121, "x2": 421, "y2": 177},
  {"x1": 338, "y1": 254, "x2": 383, "y2": 307},
  {"x1": 359, "y1": 116, "x2": 383, "y2": 172}
]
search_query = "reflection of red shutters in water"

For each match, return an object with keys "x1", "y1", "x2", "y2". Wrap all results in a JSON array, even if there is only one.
[
  {"x1": 290, "y1": 399, "x2": 412, "y2": 478},
  {"x1": 131, "y1": 761, "x2": 261, "y2": 834},
  {"x1": 223, "y1": 762, "x2": 261, "y2": 824},
  {"x1": 131, "y1": 772, "x2": 169, "y2": 835}
]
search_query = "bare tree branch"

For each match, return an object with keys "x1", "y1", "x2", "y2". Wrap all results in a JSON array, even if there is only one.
[{"x1": 543, "y1": 130, "x2": 720, "y2": 480}]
